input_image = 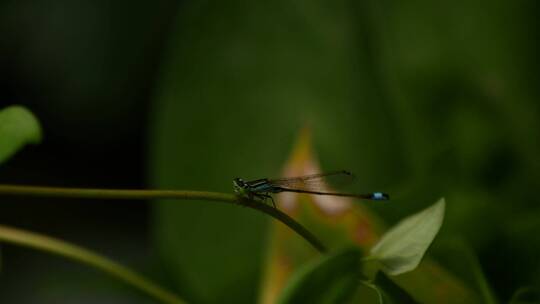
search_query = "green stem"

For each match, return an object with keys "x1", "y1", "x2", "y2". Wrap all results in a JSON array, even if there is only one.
[
  {"x1": 0, "y1": 184, "x2": 327, "y2": 252},
  {"x1": 0, "y1": 224, "x2": 185, "y2": 304}
]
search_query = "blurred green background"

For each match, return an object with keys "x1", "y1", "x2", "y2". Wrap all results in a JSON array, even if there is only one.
[{"x1": 1, "y1": 0, "x2": 539, "y2": 303}]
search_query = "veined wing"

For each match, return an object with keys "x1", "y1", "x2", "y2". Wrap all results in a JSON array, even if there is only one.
[{"x1": 268, "y1": 170, "x2": 355, "y2": 191}]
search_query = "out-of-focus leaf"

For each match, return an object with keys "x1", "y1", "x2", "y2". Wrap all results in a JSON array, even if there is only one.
[
  {"x1": 0, "y1": 105, "x2": 42, "y2": 164},
  {"x1": 368, "y1": 0, "x2": 540, "y2": 297},
  {"x1": 259, "y1": 129, "x2": 386, "y2": 304},
  {"x1": 150, "y1": 1, "x2": 379, "y2": 302},
  {"x1": 260, "y1": 133, "x2": 479, "y2": 303},
  {"x1": 277, "y1": 247, "x2": 362, "y2": 304},
  {"x1": 432, "y1": 238, "x2": 497, "y2": 304},
  {"x1": 370, "y1": 199, "x2": 445, "y2": 275},
  {"x1": 369, "y1": 271, "x2": 418, "y2": 304},
  {"x1": 509, "y1": 287, "x2": 540, "y2": 304}
]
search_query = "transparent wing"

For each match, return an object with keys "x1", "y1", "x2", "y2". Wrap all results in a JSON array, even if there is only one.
[{"x1": 268, "y1": 170, "x2": 355, "y2": 191}]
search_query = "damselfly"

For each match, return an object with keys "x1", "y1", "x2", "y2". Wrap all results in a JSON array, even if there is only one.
[{"x1": 233, "y1": 170, "x2": 389, "y2": 208}]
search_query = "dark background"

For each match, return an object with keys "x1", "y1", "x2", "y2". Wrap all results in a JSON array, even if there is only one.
[
  {"x1": 1, "y1": 0, "x2": 539, "y2": 303},
  {"x1": 0, "y1": 1, "x2": 177, "y2": 302}
]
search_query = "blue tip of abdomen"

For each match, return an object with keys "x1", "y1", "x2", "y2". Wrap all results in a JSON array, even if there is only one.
[{"x1": 372, "y1": 192, "x2": 389, "y2": 200}]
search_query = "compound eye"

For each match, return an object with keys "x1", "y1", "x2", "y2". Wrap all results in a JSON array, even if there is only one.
[{"x1": 234, "y1": 178, "x2": 245, "y2": 186}]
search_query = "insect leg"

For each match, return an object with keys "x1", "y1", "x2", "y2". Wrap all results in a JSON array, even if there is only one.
[
  {"x1": 262, "y1": 193, "x2": 276, "y2": 208},
  {"x1": 268, "y1": 195, "x2": 276, "y2": 208}
]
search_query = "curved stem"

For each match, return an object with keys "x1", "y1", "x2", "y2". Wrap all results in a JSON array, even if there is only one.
[
  {"x1": 0, "y1": 184, "x2": 327, "y2": 252},
  {"x1": 236, "y1": 197, "x2": 327, "y2": 252},
  {"x1": 0, "y1": 224, "x2": 185, "y2": 304}
]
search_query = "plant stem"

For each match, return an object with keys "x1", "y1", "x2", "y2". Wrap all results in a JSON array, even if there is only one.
[
  {"x1": 0, "y1": 224, "x2": 185, "y2": 304},
  {"x1": 0, "y1": 184, "x2": 327, "y2": 252}
]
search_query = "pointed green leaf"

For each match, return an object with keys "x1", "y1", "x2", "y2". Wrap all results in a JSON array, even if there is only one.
[
  {"x1": 277, "y1": 247, "x2": 362, "y2": 304},
  {"x1": 0, "y1": 105, "x2": 42, "y2": 164},
  {"x1": 370, "y1": 198, "x2": 445, "y2": 275}
]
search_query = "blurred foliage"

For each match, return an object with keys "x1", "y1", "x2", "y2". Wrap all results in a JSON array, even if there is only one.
[
  {"x1": 0, "y1": 0, "x2": 538, "y2": 302},
  {"x1": 276, "y1": 247, "x2": 362, "y2": 304},
  {"x1": 0, "y1": 105, "x2": 42, "y2": 164},
  {"x1": 151, "y1": 0, "x2": 540, "y2": 303},
  {"x1": 509, "y1": 287, "x2": 540, "y2": 304},
  {"x1": 431, "y1": 238, "x2": 498, "y2": 304},
  {"x1": 260, "y1": 135, "x2": 478, "y2": 304}
]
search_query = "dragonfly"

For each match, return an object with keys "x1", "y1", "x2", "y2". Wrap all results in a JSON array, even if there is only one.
[{"x1": 233, "y1": 170, "x2": 389, "y2": 208}]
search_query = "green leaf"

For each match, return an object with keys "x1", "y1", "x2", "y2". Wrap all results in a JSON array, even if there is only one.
[
  {"x1": 366, "y1": 271, "x2": 419, "y2": 304},
  {"x1": 370, "y1": 198, "x2": 445, "y2": 276},
  {"x1": 277, "y1": 247, "x2": 362, "y2": 304},
  {"x1": 0, "y1": 105, "x2": 42, "y2": 164},
  {"x1": 510, "y1": 287, "x2": 540, "y2": 304}
]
